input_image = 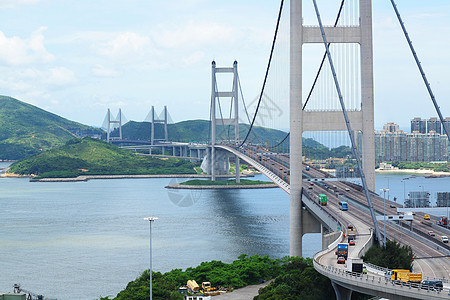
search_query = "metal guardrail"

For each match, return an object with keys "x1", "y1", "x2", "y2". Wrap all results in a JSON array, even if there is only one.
[
  {"x1": 314, "y1": 262, "x2": 450, "y2": 298},
  {"x1": 302, "y1": 190, "x2": 341, "y2": 232},
  {"x1": 313, "y1": 224, "x2": 450, "y2": 299},
  {"x1": 357, "y1": 229, "x2": 373, "y2": 258}
]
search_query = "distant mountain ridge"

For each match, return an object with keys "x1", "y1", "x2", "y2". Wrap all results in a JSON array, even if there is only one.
[
  {"x1": 0, "y1": 96, "x2": 102, "y2": 160},
  {"x1": 0, "y1": 95, "x2": 350, "y2": 161}
]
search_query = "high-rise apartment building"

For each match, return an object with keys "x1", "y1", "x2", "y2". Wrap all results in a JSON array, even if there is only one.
[
  {"x1": 442, "y1": 117, "x2": 450, "y2": 135},
  {"x1": 427, "y1": 117, "x2": 441, "y2": 134},
  {"x1": 411, "y1": 117, "x2": 426, "y2": 133},
  {"x1": 375, "y1": 122, "x2": 448, "y2": 162},
  {"x1": 383, "y1": 122, "x2": 399, "y2": 133}
]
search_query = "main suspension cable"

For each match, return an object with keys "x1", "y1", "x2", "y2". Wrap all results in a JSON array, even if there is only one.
[
  {"x1": 389, "y1": 0, "x2": 450, "y2": 142},
  {"x1": 268, "y1": 0, "x2": 346, "y2": 150},
  {"x1": 312, "y1": 0, "x2": 383, "y2": 246},
  {"x1": 237, "y1": 0, "x2": 284, "y2": 148}
]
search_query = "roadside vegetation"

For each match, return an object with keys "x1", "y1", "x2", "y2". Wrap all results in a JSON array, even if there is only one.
[
  {"x1": 362, "y1": 241, "x2": 414, "y2": 270},
  {"x1": 8, "y1": 137, "x2": 197, "y2": 179},
  {"x1": 100, "y1": 255, "x2": 371, "y2": 300},
  {"x1": 383, "y1": 161, "x2": 449, "y2": 173},
  {"x1": 180, "y1": 179, "x2": 272, "y2": 186}
]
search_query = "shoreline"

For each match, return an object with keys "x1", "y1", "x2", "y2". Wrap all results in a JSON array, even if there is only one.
[
  {"x1": 1, "y1": 173, "x2": 255, "y2": 182},
  {"x1": 321, "y1": 168, "x2": 450, "y2": 177},
  {"x1": 166, "y1": 182, "x2": 278, "y2": 189},
  {"x1": 375, "y1": 168, "x2": 450, "y2": 177}
]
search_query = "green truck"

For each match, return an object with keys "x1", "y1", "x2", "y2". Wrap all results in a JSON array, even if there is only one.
[{"x1": 318, "y1": 194, "x2": 327, "y2": 206}]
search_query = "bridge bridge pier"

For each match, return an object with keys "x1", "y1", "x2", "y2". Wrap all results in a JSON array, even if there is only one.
[
  {"x1": 331, "y1": 281, "x2": 353, "y2": 300},
  {"x1": 200, "y1": 148, "x2": 231, "y2": 176}
]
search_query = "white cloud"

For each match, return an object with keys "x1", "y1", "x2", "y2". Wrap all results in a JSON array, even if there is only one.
[
  {"x1": 91, "y1": 64, "x2": 120, "y2": 77},
  {"x1": 96, "y1": 32, "x2": 151, "y2": 60},
  {"x1": 181, "y1": 51, "x2": 205, "y2": 67},
  {"x1": 0, "y1": 0, "x2": 45, "y2": 8},
  {"x1": 0, "y1": 27, "x2": 54, "y2": 65},
  {"x1": 46, "y1": 67, "x2": 76, "y2": 86},
  {"x1": 151, "y1": 21, "x2": 239, "y2": 49}
]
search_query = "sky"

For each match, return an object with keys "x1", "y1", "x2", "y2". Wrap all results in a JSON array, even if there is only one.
[{"x1": 0, "y1": 0, "x2": 449, "y2": 131}]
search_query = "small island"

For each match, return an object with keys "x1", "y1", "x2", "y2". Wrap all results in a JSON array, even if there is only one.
[
  {"x1": 166, "y1": 178, "x2": 277, "y2": 189},
  {"x1": 5, "y1": 137, "x2": 199, "y2": 181}
]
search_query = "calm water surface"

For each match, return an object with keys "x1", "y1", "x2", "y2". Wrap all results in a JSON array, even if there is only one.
[
  {"x1": 1, "y1": 162, "x2": 320, "y2": 299},
  {"x1": 1, "y1": 161, "x2": 448, "y2": 299}
]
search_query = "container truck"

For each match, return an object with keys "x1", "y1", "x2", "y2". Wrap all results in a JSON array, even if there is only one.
[
  {"x1": 385, "y1": 269, "x2": 422, "y2": 283},
  {"x1": 346, "y1": 258, "x2": 363, "y2": 273},
  {"x1": 335, "y1": 243, "x2": 349, "y2": 259}
]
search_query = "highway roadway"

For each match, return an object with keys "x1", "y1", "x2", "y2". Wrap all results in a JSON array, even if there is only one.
[{"x1": 237, "y1": 145, "x2": 450, "y2": 281}]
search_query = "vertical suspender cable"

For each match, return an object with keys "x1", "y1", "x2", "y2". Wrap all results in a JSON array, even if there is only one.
[
  {"x1": 312, "y1": 0, "x2": 383, "y2": 245},
  {"x1": 390, "y1": 0, "x2": 450, "y2": 141}
]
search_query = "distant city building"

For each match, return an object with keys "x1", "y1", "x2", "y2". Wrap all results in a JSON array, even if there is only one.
[
  {"x1": 442, "y1": 117, "x2": 450, "y2": 135},
  {"x1": 383, "y1": 122, "x2": 399, "y2": 133},
  {"x1": 427, "y1": 117, "x2": 441, "y2": 134},
  {"x1": 375, "y1": 122, "x2": 448, "y2": 163},
  {"x1": 437, "y1": 192, "x2": 450, "y2": 207},
  {"x1": 405, "y1": 191, "x2": 431, "y2": 208},
  {"x1": 411, "y1": 117, "x2": 426, "y2": 134}
]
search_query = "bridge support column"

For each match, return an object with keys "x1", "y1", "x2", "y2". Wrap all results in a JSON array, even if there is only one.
[
  {"x1": 235, "y1": 155, "x2": 240, "y2": 183},
  {"x1": 289, "y1": 0, "x2": 303, "y2": 257},
  {"x1": 331, "y1": 281, "x2": 352, "y2": 300},
  {"x1": 162, "y1": 147, "x2": 165, "y2": 155},
  {"x1": 200, "y1": 148, "x2": 231, "y2": 177}
]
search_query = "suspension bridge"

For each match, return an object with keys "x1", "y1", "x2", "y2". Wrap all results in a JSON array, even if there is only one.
[
  {"x1": 197, "y1": 0, "x2": 450, "y2": 299},
  {"x1": 101, "y1": 1, "x2": 449, "y2": 298}
]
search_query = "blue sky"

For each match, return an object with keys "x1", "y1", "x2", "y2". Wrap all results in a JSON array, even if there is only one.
[{"x1": 0, "y1": 0, "x2": 448, "y2": 131}]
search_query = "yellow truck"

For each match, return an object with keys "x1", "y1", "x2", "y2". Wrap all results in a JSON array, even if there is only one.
[
  {"x1": 187, "y1": 280, "x2": 200, "y2": 292},
  {"x1": 385, "y1": 269, "x2": 422, "y2": 283}
]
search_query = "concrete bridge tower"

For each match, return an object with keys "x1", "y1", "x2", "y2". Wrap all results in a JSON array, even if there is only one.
[
  {"x1": 106, "y1": 108, "x2": 123, "y2": 142},
  {"x1": 202, "y1": 61, "x2": 241, "y2": 182},
  {"x1": 290, "y1": 0, "x2": 375, "y2": 257}
]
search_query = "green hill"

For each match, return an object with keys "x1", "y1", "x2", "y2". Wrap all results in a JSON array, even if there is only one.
[
  {"x1": 111, "y1": 119, "x2": 290, "y2": 145},
  {"x1": 0, "y1": 96, "x2": 103, "y2": 160},
  {"x1": 8, "y1": 137, "x2": 197, "y2": 178},
  {"x1": 112, "y1": 120, "x2": 351, "y2": 159}
]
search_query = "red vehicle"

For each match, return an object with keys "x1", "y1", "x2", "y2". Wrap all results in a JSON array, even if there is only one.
[
  {"x1": 349, "y1": 239, "x2": 355, "y2": 246},
  {"x1": 438, "y1": 216, "x2": 448, "y2": 226},
  {"x1": 428, "y1": 231, "x2": 435, "y2": 236},
  {"x1": 337, "y1": 257, "x2": 346, "y2": 264}
]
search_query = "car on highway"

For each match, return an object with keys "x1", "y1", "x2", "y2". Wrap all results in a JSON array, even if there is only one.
[
  {"x1": 389, "y1": 204, "x2": 396, "y2": 208},
  {"x1": 440, "y1": 236, "x2": 448, "y2": 243},
  {"x1": 427, "y1": 231, "x2": 435, "y2": 237},
  {"x1": 337, "y1": 257, "x2": 346, "y2": 264},
  {"x1": 421, "y1": 280, "x2": 443, "y2": 291},
  {"x1": 424, "y1": 214, "x2": 430, "y2": 220},
  {"x1": 347, "y1": 224, "x2": 354, "y2": 230},
  {"x1": 348, "y1": 239, "x2": 355, "y2": 246},
  {"x1": 345, "y1": 187, "x2": 350, "y2": 191}
]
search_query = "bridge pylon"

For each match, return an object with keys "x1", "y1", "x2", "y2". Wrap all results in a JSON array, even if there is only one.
[
  {"x1": 208, "y1": 60, "x2": 241, "y2": 182},
  {"x1": 290, "y1": 0, "x2": 376, "y2": 257},
  {"x1": 106, "y1": 108, "x2": 123, "y2": 142},
  {"x1": 150, "y1": 106, "x2": 169, "y2": 145}
]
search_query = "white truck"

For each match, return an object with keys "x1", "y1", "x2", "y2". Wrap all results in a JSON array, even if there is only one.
[{"x1": 346, "y1": 258, "x2": 364, "y2": 274}]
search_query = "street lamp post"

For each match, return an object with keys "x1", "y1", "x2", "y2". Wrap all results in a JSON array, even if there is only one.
[
  {"x1": 144, "y1": 217, "x2": 158, "y2": 300},
  {"x1": 380, "y1": 188, "x2": 389, "y2": 246},
  {"x1": 401, "y1": 180, "x2": 406, "y2": 203}
]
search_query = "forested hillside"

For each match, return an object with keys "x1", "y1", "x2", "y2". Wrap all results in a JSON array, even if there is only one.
[
  {"x1": 8, "y1": 137, "x2": 196, "y2": 178},
  {"x1": 0, "y1": 96, "x2": 102, "y2": 160}
]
